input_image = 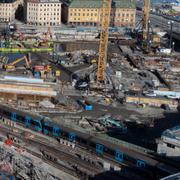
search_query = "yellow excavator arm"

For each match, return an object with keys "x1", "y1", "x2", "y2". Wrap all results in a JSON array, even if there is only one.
[{"x1": 4, "y1": 56, "x2": 30, "y2": 70}]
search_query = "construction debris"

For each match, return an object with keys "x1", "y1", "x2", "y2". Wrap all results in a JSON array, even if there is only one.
[{"x1": 0, "y1": 141, "x2": 77, "y2": 180}]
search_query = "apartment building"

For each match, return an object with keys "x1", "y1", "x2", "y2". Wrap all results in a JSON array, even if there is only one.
[
  {"x1": 112, "y1": 0, "x2": 136, "y2": 27},
  {"x1": 0, "y1": 0, "x2": 20, "y2": 22},
  {"x1": 65, "y1": 0, "x2": 136, "y2": 27},
  {"x1": 25, "y1": 0, "x2": 61, "y2": 26}
]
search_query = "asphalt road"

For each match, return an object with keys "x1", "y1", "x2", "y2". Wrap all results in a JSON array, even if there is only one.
[{"x1": 136, "y1": 11, "x2": 180, "y2": 34}]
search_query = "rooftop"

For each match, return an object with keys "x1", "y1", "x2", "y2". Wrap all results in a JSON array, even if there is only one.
[
  {"x1": 0, "y1": 0, "x2": 16, "y2": 3},
  {"x1": 27, "y1": 0, "x2": 61, "y2": 3},
  {"x1": 69, "y1": 0, "x2": 135, "y2": 9}
]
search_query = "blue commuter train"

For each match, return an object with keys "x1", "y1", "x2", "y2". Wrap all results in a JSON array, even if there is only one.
[{"x1": 0, "y1": 105, "x2": 177, "y2": 178}]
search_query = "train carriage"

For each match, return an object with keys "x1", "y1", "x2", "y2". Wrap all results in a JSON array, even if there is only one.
[
  {"x1": 0, "y1": 104, "x2": 179, "y2": 178},
  {"x1": 0, "y1": 104, "x2": 42, "y2": 132}
]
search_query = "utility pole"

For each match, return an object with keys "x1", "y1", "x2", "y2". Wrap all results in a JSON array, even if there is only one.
[
  {"x1": 168, "y1": 21, "x2": 174, "y2": 49},
  {"x1": 146, "y1": 20, "x2": 151, "y2": 52}
]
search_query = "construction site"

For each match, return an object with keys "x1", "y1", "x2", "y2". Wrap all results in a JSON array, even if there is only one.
[{"x1": 0, "y1": 0, "x2": 180, "y2": 179}]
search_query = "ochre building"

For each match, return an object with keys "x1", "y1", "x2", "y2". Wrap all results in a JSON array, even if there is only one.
[{"x1": 65, "y1": 0, "x2": 136, "y2": 27}]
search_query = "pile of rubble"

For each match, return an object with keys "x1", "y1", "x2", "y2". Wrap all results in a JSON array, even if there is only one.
[{"x1": 0, "y1": 141, "x2": 75, "y2": 180}]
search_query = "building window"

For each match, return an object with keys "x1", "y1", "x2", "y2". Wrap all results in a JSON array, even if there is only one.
[
  {"x1": 87, "y1": 13, "x2": 89, "y2": 16},
  {"x1": 78, "y1": 13, "x2": 80, "y2": 16},
  {"x1": 91, "y1": 13, "x2": 93, "y2": 16}
]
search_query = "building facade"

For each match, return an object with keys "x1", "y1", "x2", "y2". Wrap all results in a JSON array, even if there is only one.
[
  {"x1": 0, "y1": 0, "x2": 20, "y2": 22},
  {"x1": 26, "y1": 0, "x2": 61, "y2": 26},
  {"x1": 65, "y1": 0, "x2": 136, "y2": 27}
]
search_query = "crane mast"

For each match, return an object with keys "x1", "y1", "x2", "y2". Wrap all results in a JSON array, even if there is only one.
[
  {"x1": 97, "y1": 0, "x2": 111, "y2": 82},
  {"x1": 142, "y1": 0, "x2": 150, "y2": 34}
]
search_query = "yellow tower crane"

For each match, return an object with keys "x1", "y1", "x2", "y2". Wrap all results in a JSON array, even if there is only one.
[
  {"x1": 97, "y1": 0, "x2": 111, "y2": 82},
  {"x1": 142, "y1": 0, "x2": 150, "y2": 33}
]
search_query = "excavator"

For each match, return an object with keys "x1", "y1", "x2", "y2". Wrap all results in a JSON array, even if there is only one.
[
  {"x1": 4, "y1": 55, "x2": 30, "y2": 71},
  {"x1": 34, "y1": 27, "x2": 53, "y2": 48}
]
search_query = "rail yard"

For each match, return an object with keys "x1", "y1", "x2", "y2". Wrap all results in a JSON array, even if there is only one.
[{"x1": 0, "y1": 0, "x2": 180, "y2": 179}]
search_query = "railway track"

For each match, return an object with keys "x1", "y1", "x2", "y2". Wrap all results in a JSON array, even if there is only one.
[
  {"x1": 30, "y1": 138, "x2": 102, "y2": 176},
  {"x1": 0, "y1": 124, "x2": 104, "y2": 179},
  {"x1": 0, "y1": 116, "x2": 179, "y2": 180}
]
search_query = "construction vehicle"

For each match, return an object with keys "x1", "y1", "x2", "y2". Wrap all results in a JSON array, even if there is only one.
[
  {"x1": 4, "y1": 55, "x2": 30, "y2": 71},
  {"x1": 34, "y1": 40, "x2": 53, "y2": 48},
  {"x1": 97, "y1": 0, "x2": 111, "y2": 82},
  {"x1": 91, "y1": 59, "x2": 97, "y2": 64},
  {"x1": 55, "y1": 70, "x2": 61, "y2": 77},
  {"x1": 34, "y1": 27, "x2": 53, "y2": 48},
  {"x1": 136, "y1": 0, "x2": 161, "y2": 52}
]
